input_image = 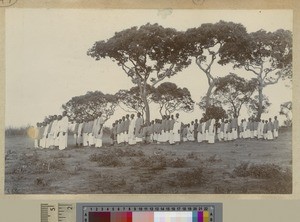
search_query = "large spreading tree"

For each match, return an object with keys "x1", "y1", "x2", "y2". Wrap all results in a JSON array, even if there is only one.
[
  {"x1": 62, "y1": 91, "x2": 117, "y2": 122},
  {"x1": 228, "y1": 29, "x2": 292, "y2": 119},
  {"x1": 87, "y1": 23, "x2": 191, "y2": 124},
  {"x1": 213, "y1": 73, "x2": 258, "y2": 118},
  {"x1": 151, "y1": 82, "x2": 194, "y2": 117},
  {"x1": 185, "y1": 20, "x2": 249, "y2": 110},
  {"x1": 115, "y1": 84, "x2": 155, "y2": 117}
]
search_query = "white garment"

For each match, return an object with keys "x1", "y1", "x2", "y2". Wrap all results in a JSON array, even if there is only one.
[
  {"x1": 173, "y1": 118, "x2": 182, "y2": 142},
  {"x1": 232, "y1": 128, "x2": 238, "y2": 140},
  {"x1": 273, "y1": 129, "x2": 278, "y2": 138},
  {"x1": 267, "y1": 130, "x2": 274, "y2": 140},
  {"x1": 169, "y1": 130, "x2": 174, "y2": 144},
  {"x1": 197, "y1": 132, "x2": 203, "y2": 143},
  {"x1": 208, "y1": 119, "x2": 215, "y2": 144},
  {"x1": 128, "y1": 118, "x2": 136, "y2": 145}
]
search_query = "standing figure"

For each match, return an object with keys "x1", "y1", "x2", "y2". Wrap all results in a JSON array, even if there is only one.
[
  {"x1": 135, "y1": 112, "x2": 144, "y2": 143},
  {"x1": 208, "y1": 119, "x2": 216, "y2": 144},
  {"x1": 128, "y1": 114, "x2": 136, "y2": 145},
  {"x1": 267, "y1": 118, "x2": 274, "y2": 140},
  {"x1": 273, "y1": 116, "x2": 279, "y2": 139},
  {"x1": 173, "y1": 113, "x2": 182, "y2": 144},
  {"x1": 94, "y1": 112, "x2": 104, "y2": 148}
]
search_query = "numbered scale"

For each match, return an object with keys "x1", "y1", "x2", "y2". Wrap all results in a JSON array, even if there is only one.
[
  {"x1": 41, "y1": 203, "x2": 76, "y2": 222},
  {"x1": 41, "y1": 203, "x2": 223, "y2": 222}
]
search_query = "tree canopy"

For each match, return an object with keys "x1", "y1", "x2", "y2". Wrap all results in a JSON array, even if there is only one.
[
  {"x1": 228, "y1": 29, "x2": 292, "y2": 119},
  {"x1": 185, "y1": 20, "x2": 249, "y2": 109},
  {"x1": 151, "y1": 82, "x2": 194, "y2": 116},
  {"x1": 62, "y1": 91, "x2": 117, "y2": 122},
  {"x1": 88, "y1": 23, "x2": 191, "y2": 123},
  {"x1": 213, "y1": 73, "x2": 258, "y2": 118},
  {"x1": 115, "y1": 84, "x2": 155, "y2": 117}
]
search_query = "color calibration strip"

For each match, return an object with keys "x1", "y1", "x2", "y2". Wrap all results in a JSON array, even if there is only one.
[
  {"x1": 87, "y1": 211, "x2": 210, "y2": 222},
  {"x1": 77, "y1": 204, "x2": 222, "y2": 222}
]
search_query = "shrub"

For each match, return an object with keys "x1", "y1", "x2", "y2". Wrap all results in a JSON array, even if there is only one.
[
  {"x1": 89, "y1": 153, "x2": 123, "y2": 167},
  {"x1": 168, "y1": 167, "x2": 206, "y2": 187},
  {"x1": 132, "y1": 155, "x2": 167, "y2": 170},
  {"x1": 167, "y1": 157, "x2": 187, "y2": 168}
]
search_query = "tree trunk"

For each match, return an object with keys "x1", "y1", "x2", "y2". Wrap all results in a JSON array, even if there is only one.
[
  {"x1": 205, "y1": 82, "x2": 215, "y2": 110},
  {"x1": 257, "y1": 80, "x2": 264, "y2": 120},
  {"x1": 142, "y1": 83, "x2": 150, "y2": 124}
]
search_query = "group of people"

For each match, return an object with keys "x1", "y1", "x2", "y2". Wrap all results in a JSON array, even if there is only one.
[
  {"x1": 33, "y1": 111, "x2": 280, "y2": 150},
  {"x1": 33, "y1": 111, "x2": 69, "y2": 150},
  {"x1": 110, "y1": 112, "x2": 182, "y2": 146},
  {"x1": 109, "y1": 114, "x2": 280, "y2": 146}
]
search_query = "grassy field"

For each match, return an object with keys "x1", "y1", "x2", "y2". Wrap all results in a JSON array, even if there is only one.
[{"x1": 5, "y1": 128, "x2": 292, "y2": 194}]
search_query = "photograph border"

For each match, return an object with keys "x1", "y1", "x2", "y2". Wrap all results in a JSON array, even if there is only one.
[{"x1": 0, "y1": 0, "x2": 299, "y2": 202}]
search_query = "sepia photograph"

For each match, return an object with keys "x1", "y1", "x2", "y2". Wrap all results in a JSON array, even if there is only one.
[{"x1": 4, "y1": 9, "x2": 292, "y2": 194}]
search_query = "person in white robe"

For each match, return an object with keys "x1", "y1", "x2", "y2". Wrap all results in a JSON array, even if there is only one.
[
  {"x1": 187, "y1": 122, "x2": 195, "y2": 141},
  {"x1": 227, "y1": 120, "x2": 232, "y2": 141},
  {"x1": 88, "y1": 117, "x2": 95, "y2": 146},
  {"x1": 57, "y1": 114, "x2": 68, "y2": 150},
  {"x1": 73, "y1": 121, "x2": 79, "y2": 146},
  {"x1": 169, "y1": 115, "x2": 175, "y2": 145},
  {"x1": 204, "y1": 119, "x2": 211, "y2": 141},
  {"x1": 201, "y1": 120, "x2": 206, "y2": 141},
  {"x1": 208, "y1": 119, "x2": 216, "y2": 144},
  {"x1": 197, "y1": 119, "x2": 203, "y2": 143},
  {"x1": 267, "y1": 118, "x2": 274, "y2": 140},
  {"x1": 82, "y1": 118, "x2": 90, "y2": 146},
  {"x1": 34, "y1": 122, "x2": 40, "y2": 148},
  {"x1": 263, "y1": 120, "x2": 268, "y2": 140},
  {"x1": 54, "y1": 116, "x2": 61, "y2": 148},
  {"x1": 50, "y1": 115, "x2": 58, "y2": 148},
  {"x1": 239, "y1": 119, "x2": 244, "y2": 139},
  {"x1": 182, "y1": 125, "x2": 188, "y2": 142},
  {"x1": 232, "y1": 116, "x2": 238, "y2": 140},
  {"x1": 95, "y1": 113, "x2": 104, "y2": 148},
  {"x1": 243, "y1": 119, "x2": 249, "y2": 139},
  {"x1": 253, "y1": 119, "x2": 258, "y2": 138},
  {"x1": 273, "y1": 116, "x2": 279, "y2": 139},
  {"x1": 135, "y1": 112, "x2": 144, "y2": 143},
  {"x1": 173, "y1": 113, "x2": 182, "y2": 144},
  {"x1": 41, "y1": 120, "x2": 50, "y2": 148},
  {"x1": 77, "y1": 120, "x2": 83, "y2": 146},
  {"x1": 128, "y1": 114, "x2": 136, "y2": 145},
  {"x1": 116, "y1": 119, "x2": 122, "y2": 144},
  {"x1": 124, "y1": 114, "x2": 130, "y2": 144},
  {"x1": 223, "y1": 120, "x2": 228, "y2": 141},
  {"x1": 219, "y1": 119, "x2": 225, "y2": 141},
  {"x1": 256, "y1": 119, "x2": 262, "y2": 139}
]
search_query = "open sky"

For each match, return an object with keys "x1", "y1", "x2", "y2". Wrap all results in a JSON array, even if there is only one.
[{"x1": 5, "y1": 9, "x2": 292, "y2": 127}]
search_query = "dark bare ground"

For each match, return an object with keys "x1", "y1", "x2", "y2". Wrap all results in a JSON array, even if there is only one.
[{"x1": 5, "y1": 128, "x2": 292, "y2": 194}]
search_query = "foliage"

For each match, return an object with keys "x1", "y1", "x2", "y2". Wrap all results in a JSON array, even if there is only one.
[
  {"x1": 198, "y1": 96, "x2": 222, "y2": 111},
  {"x1": 185, "y1": 20, "x2": 249, "y2": 109},
  {"x1": 62, "y1": 91, "x2": 117, "y2": 122},
  {"x1": 213, "y1": 73, "x2": 258, "y2": 118},
  {"x1": 228, "y1": 29, "x2": 292, "y2": 118},
  {"x1": 279, "y1": 101, "x2": 293, "y2": 120},
  {"x1": 152, "y1": 82, "x2": 194, "y2": 116},
  {"x1": 246, "y1": 95, "x2": 271, "y2": 118},
  {"x1": 89, "y1": 153, "x2": 123, "y2": 167},
  {"x1": 203, "y1": 105, "x2": 227, "y2": 121},
  {"x1": 168, "y1": 167, "x2": 206, "y2": 187},
  {"x1": 115, "y1": 84, "x2": 155, "y2": 116},
  {"x1": 88, "y1": 23, "x2": 191, "y2": 123},
  {"x1": 132, "y1": 155, "x2": 167, "y2": 171},
  {"x1": 5, "y1": 126, "x2": 29, "y2": 137}
]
